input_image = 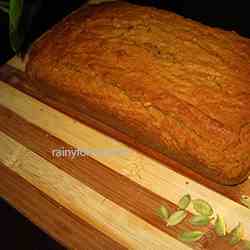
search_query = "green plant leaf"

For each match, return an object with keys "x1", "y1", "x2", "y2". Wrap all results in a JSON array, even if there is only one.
[
  {"x1": 156, "y1": 205, "x2": 170, "y2": 220},
  {"x1": 166, "y1": 210, "x2": 187, "y2": 226},
  {"x1": 9, "y1": 27, "x2": 24, "y2": 53},
  {"x1": 192, "y1": 199, "x2": 213, "y2": 217},
  {"x1": 214, "y1": 214, "x2": 226, "y2": 237},
  {"x1": 178, "y1": 194, "x2": 191, "y2": 210},
  {"x1": 0, "y1": 5, "x2": 8, "y2": 13},
  {"x1": 9, "y1": 0, "x2": 24, "y2": 52},
  {"x1": 179, "y1": 231, "x2": 204, "y2": 242},
  {"x1": 229, "y1": 223, "x2": 244, "y2": 245},
  {"x1": 241, "y1": 195, "x2": 250, "y2": 209},
  {"x1": 9, "y1": 0, "x2": 23, "y2": 30},
  {"x1": 190, "y1": 215, "x2": 210, "y2": 226},
  {"x1": 0, "y1": 1, "x2": 9, "y2": 13}
]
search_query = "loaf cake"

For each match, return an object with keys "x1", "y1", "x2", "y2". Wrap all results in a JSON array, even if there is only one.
[{"x1": 26, "y1": 1, "x2": 250, "y2": 185}]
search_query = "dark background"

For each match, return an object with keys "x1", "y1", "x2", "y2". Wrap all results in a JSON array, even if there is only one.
[
  {"x1": 1, "y1": 0, "x2": 249, "y2": 64},
  {"x1": 0, "y1": 0, "x2": 249, "y2": 249}
]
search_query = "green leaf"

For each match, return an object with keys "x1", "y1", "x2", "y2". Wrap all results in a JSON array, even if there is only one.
[
  {"x1": 156, "y1": 205, "x2": 169, "y2": 220},
  {"x1": 166, "y1": 210, "x2": 187, "y2": 226},
  {"x1": 241, "y1": 195, "x2": 250, "y2": 209},
  {"x1": 229, "y1": 223, "x2": 244, "y2": 245},
  {"x1": 190, "y1": 215, "x2": 210, "y2": 226},
  {"x1": 9, "y1": 27, "x2": 24, "y2": 53},
  {"x1": 214, "y1": 215, "x2": 226, "y2": 237},
  {"x1": 179, "y1": 231, "x2": 204, "y2": 242},
  {"x1": 0, "y1": 5, "x2": 8, "y2": 13},
  {"x1": 9, "y1": 0, "x2": 24, "y2": 52},
  {"x1": 9, "y1": 0, "x2": 23, "y2": 30},
  {"x1": 178, "y1": 194, "x2": 191, "y2": 210},
  {"x1": 192, "y1": 199, "x2": 213, "y2": 217},
  {"x1": 0, "y1": 1, "x2": 9, "y2": 13}
]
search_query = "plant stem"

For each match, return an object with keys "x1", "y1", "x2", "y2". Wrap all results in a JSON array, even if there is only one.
[{"x1": 0, "y1": 0, "x2": 9, "y2": 13}]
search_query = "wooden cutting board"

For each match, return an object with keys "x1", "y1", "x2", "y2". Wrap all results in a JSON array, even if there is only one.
[{"x1": 0, "y1": 56, "x2": 250, "y2": 250}]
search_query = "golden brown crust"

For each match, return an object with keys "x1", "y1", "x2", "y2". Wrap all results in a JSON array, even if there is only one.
[{"x1": 26, "y1": 1, "x2": 250, "y2": 185}]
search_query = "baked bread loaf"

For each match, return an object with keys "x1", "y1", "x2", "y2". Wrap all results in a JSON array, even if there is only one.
[{"x1": 26, "y1": 1, "x2": 250, "y2": 185}]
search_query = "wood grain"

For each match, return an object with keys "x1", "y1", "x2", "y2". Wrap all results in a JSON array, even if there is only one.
[
  {"x1": 0, "y1": 103, "x2": 233, "y2": 250},
  {"x1": 0, "y1": 131, "x2": 192, "y2": 250},
  {"x1": 0, "y1": 100, "x2": 249, "y2": 250},
  {"x1": 0, "y1": 57, "x2": 250, "y2": 249},
  {"x1": 1, "y1": 63, "x2": 250, "y2": 204},
  {"x1": 0, "y1": 163, "x2": 126, "y2": 250},
  {"x1": 0, "y1": 79, "x2": 250, "y2": 234}
]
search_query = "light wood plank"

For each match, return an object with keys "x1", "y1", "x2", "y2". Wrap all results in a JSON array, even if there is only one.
[
  {"x1": 2, "y1": 62, "x2": 250, "y2": 206},
  {"x1": 0, "y1": 80, "x2": 250, "y2": 238},
  {"x1": 2, "y1": 104, "x2": 233, "y2": 250},
  {"x1": 0, "y1": 164, "x2": 126, "y2": 250},
  {"x1": 0, "y1": 131, "x2": 190, "y2": 250}
]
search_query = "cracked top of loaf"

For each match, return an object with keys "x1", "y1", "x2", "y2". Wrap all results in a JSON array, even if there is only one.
[{"x1": 26, "y1": 1, "x2": 250, "y2": 185}]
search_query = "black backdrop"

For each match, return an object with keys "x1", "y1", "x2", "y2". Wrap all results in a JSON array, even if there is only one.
[{"x1": 0, "y1": 0, "x2": 249, "y2": 64}]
